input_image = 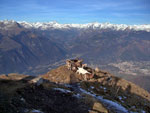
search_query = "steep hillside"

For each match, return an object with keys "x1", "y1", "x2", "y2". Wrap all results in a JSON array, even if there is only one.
[
  {"x1": 121, "y1": 75, "x2": 150, "y2": 93},
  {"x1": 0, "y1": 65, "x2": 150, "y2": 113},
  {"x1": 68, "y1": 30, "x2": 150, "y2": 63},
  {"x1": 0, "y1": 22, "x2": 66, "y2": 74},
  {"x1": 0, "y1": 20, "x2": 150, "y2": 75}
]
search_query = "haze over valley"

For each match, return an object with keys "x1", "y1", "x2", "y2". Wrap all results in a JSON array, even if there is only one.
[{"x1": 0, "y1": 20, "x2": 150, "y2": 92}]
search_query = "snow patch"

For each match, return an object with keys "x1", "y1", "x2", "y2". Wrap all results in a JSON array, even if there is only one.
[
  {"x1": 20, "y1": 97, "x2": 25, "y2": 102},
  {"x1": 53, "y1": 88, "x2": 71, "y2": 93},
  {"x1": 97, "y1": 96, "x2": 128, "y2": 113},
  {"x1": 90, "y1": 86, "x2": 94, "y2": 89},
  {"x1": 30, "y1": 109, "x2": 44, "y2": 113},
  {"x1": 79, "y1": 87, "x2": 128, "y2": 113},
  {"x1": 141, "y1": 110, "x2": 146, "y2": 113},
  {"x1": 100, "y1": 86, "x2": 107, "y2": 92},
  {"x1": 73, "y1": 93, "x2": 82, "y2": 98}
]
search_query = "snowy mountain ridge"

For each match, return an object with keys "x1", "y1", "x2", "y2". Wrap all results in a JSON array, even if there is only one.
[{"x1": 0, "y1": 20, "x2": 150, "y2": 32}]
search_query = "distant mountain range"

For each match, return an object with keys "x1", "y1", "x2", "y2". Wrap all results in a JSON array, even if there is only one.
[
  {"x1": 0, "y1": 20, "x2": 150, "y2": 91},
  {"x1": 1, "y1": 20, "x2": 150, "y2": 31}
]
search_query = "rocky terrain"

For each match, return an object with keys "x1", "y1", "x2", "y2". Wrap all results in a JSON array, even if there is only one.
[
  {"x1": 95, "y1": 61, "x2": 150, "y2": 92},
  {"x1": 0, "y1": 65, "x2": 150, "y2": 113}
]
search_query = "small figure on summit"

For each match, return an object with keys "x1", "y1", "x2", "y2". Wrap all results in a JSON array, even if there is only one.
[{"x1": 66, "y1": 58, "x2": 94, "y2": 80}]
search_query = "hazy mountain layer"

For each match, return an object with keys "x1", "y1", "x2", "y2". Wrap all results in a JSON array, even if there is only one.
[{"x1": 0, "y1": 20, "x2": 150, "y2": 92}]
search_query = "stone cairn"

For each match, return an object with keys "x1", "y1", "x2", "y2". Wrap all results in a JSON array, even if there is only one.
[{"x1": 66, "y1": 58, "x2": 94, "y2": 80}]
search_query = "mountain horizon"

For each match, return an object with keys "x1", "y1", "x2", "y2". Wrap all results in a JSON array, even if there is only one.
[{"x1": 1, "y1": 20, "x2": 150, "y2": 30}]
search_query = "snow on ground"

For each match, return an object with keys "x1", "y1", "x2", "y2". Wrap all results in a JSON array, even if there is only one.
[
  {"x1": 63, "y1": 83, "x2": 129, "y2": 113},
  {"x1": 79, "y1": 87, "x2": 129, "y2": 113},
  {"x1": 53, "y1": 88, "x2": 71, "y2": 93},
  {"x1": 20, "y1": 97, "x2": 25, "y2": 102},
  {"x1": 100, "y1": 86, "x2": 107, "y2": 92},
  {"x1": 90, "y1": 86, "x2": 94, "y2": 89},
  {"x1": 30, "y1": 109, "x2": 44, "y2": 113},
  {"x1": 97, "y1": 96, "x2": 128, "y2": 113},
  {"x1": 73, "y1": 93, "x2": 82, "y2": 98},
  {"x1": 141, "y1": 110, "x2": 146, "y2": 113},
  {"x1": 52, "y1": 83, "x2": 145, "y2": 113}
]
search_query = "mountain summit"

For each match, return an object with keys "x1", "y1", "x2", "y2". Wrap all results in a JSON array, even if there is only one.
[{"x1": 0, "y1": 59, "x2": 150, "y2": 113}]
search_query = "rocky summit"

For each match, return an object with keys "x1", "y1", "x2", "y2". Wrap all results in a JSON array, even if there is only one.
[{"x1": 0, "y1": 64, "x2": 150, "y2": 113}]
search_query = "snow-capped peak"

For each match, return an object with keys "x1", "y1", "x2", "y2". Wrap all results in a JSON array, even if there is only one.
[{"x1": 0, "y1": 20, "x2": 150, "y2": 32}]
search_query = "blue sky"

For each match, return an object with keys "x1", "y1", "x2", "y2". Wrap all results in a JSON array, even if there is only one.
[{"x1": 0, "y1": 0, "x2": 150, "y2": 24}]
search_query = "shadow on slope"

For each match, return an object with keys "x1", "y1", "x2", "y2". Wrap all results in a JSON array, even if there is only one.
[
  {"x1": 42, "y1": 65, "x2": 150, "y2": 112},
  {"x1": 0, "y1": 74, "x2": 102, "y2": 113},
  {"x1": 0, "y1": 66, "x2": 150, "y2": 113}
]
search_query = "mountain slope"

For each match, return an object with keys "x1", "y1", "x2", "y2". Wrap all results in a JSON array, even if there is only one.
[
  {"x1": 0, "y1": 24, "x2": 66, "y2": 74},
  {"x1": 0, "y1": 20, "x2": 150, "y2": 93},
  {"x1": 68, "y1": 30, "x2": 150, "y2": 62},
  {"x1": 0, "y1": 65, "x2": 150, "y2": 113}
]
